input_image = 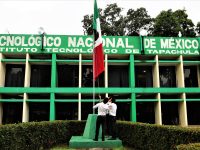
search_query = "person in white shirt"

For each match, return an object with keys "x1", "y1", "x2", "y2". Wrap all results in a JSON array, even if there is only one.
[
  {"x1": 107, "y1": 96, "x2": 117, "y2": 140},
  {"x1": 93, "y1": 97, "x2": 109, "y2": 141}
]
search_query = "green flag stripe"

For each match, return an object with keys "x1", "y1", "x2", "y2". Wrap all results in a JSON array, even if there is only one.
[{"x1": 93, "y1": 0, "x2": 99, "y2": 30}]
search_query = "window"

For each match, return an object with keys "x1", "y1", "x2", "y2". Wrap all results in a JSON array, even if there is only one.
[
  {"x1": 108, "y1": 66, "x2": 129, "y2": 87},
  {"x1": 2, "y1": 103, "x2": 23, "y2": 124},
  {"x1": 5, "y1": 64, "x2": 25, "y2": 87},
  {"x1": 159, "y1": 66, "x2": 176, "y2": 87},
  {"x1": 57, "y1": 65, "x2": 78, "y2": 87},
  {"x1": 56, "y1": 103, "x2": 78, "y2": 120},
  {"x1": 82, "y1": 66, "x2": 104, "y2": 87},
  {"x1": 184, "y1": 66, "x2": 198, "y2": 87},
  {"x1": 135, "y1": 66, "x2": 153, "y2": 87},
  {"x1": 30, "y1": 65, "x2": 51, "y2": 87},
  {"x1": 29, "y1": 103, "x2": 49, "y2": 122}
]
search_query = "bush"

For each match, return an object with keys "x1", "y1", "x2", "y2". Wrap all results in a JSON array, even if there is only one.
[
  {"x1": 1, "y1": 120, "x2": 200, "y2": 150},
  {"x1": 0, "y1": 120, "x2": 85, "y2": 150},
  {"x1": 117, "y1": 121, "x2": 200, "y2": 150},
  {"x1": 176, "y1": 143, "x2": 200, "y2": 150}
]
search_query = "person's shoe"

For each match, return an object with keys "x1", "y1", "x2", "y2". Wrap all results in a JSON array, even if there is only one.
[{"x1": 93, "y1": 138, "x2": 98, "y2": 141}]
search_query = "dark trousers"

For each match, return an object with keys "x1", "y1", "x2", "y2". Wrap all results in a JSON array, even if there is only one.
[
  {"x1": 95, "y1": 115, "x2": 106, "y2": 140},
  {"x1": 109, "y1": 115, "x2": 117, "y2": 138},
  {"x1": 106, "y1": 114, "x2": 110, "y2": 135}
]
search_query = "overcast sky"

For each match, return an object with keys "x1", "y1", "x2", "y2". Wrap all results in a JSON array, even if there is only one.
[{"x1": 0, "y1": 0, "x2": 199, "y2": 35}]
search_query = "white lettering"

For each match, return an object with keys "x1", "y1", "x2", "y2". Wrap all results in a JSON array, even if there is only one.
[{"x1": 125, "y1": 38, "x2": 134, "y2": 48}]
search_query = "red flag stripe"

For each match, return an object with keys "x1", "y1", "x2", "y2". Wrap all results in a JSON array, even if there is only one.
[{"x1": 93, "y1": 43, "x2": 104, "y2": 80}]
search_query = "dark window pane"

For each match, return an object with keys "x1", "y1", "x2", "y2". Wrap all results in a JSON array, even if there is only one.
[
  {"x1": 82, "y1": 66, "x2": 93, "y2": 87},
  {"x1": 108, "y1": 66, "x2": 129, "y2": 87},
  {"x1": 2, "y1": 103, "x2": 23, "y2": 124},
  {"x1": 159, "y1": 66, "x2": 176, "y2": 87},
  {"x1": 136, "y1": 102, "x2": 155, "y2": 124},
  {"x1": 187, "y1": 102, "x2": 200, "y2": 125},
  {"x1": 82, "y1": 66, "x2": 104, "y2": 87},
  {"x1": 161, "y1": 102, "x2": 179, "y2": 125},
  {"x1": 81, "y1": 103, "x2": 93, "y2": 120},
  {"x1": 56, "y1": 103, "x2": 78, "y2": 120},
  {"x1": 57, "y1": 65, "x2": 78, "y2": 87},
  {"x1": 30, "y1": 65, "x2": 51, "y2": 87},
  {"x1": 117, "y1": 102, "x2": 130, "y2": 121},
  {"x1": 184, "y1": 66, "x2": 198, "y2": 87},
  {"x1": 135, "y1": 66, "x2": 153, "y2": 87},
  {"x1": 29, "y1": 103, "x2": 49, "y2": 122},
  {"x1": 5, "y1": 64, "x2": 25, "y2": 87}
]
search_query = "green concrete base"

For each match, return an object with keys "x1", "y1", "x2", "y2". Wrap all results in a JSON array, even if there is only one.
[
  {"x1": 69, "y1": 136, "x2": 122, "y2": 148},
  {"x1": 69, "y1": 114, "x2": 122, "y2": 148},
  {"x1": 83, "y1": 114, "x2": 99, "y2": 139}
]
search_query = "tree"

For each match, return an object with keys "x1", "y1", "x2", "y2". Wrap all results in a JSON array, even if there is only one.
[
  {"x1": 196, "y1": 22, "x2": 200, "y2": 36},
  {"x1": 82, "y1": 3, "x2": 125, "y2": 36},
  {"x1": 152, "y1": 9, "x2": 196, "y2": 37},
  {"x1": 82, "y1": 4, "x2": 153, "y2": 36},
  {"x1": 125, "y1": 7, "x2": 153, "y2": 36}
]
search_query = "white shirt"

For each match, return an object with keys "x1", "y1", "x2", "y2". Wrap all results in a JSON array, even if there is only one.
[
  {"x1": 108, "y1": 103, "x2": 117, "y2": 116},
  {"x1": 93, "y1": 102, "x2": 109, "y2": 116}
]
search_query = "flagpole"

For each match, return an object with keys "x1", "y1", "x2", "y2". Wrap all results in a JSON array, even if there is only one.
[
  {"x1": 93, "y1": 40, "x2": 95, "y2": 114},
  {"x1": 92, "y1": 0, "x2": 105, "y2": 114}
]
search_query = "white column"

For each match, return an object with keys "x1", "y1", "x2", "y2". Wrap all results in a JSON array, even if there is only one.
[
  {"x1": 0, "y1": 54, "x2": 5, "y2": 87},
  {"x1": 105, "y1": 54, "x2": 108, "y2": 97},
  {"x1": 0, "y1": 95, "x2": 3, "y2": 124},
  {"x1": 78, "y1": 54, "x2": 82, "y2": 120},
  {"x1": 153, "y1": 55, "x2": 162, "y2": 125},
  {"x1": 176, "y1": 55, "x2": 185, "y2": 87},
  {"x1": 23, "y1": 93, "x2": 29, "y2": 122},
  {"x1": 22, "y1": 54, "x2": 31, "y2": 122},
  {"x1": 177, "y1": 55, "x2": 188, "y2": 127},
  {"x1": 179, "y1": 93, "x2": 188, "y2": 127},
  {"x1": 0, "y1": 54, "x2": 5, "y2": 125},
  {"x1": 197, "y1": 66, "x2": 200, "y2": 87}
]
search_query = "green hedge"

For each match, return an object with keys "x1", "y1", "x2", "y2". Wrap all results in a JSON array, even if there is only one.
[
  {"x1": 176, "y1": 143, "x2": 200, "y2": 150},
  {"x1": 117, "y1": 121, "x2": 200, "y2": 150},
  {"x1": 0, "y1": 121, "x2": 85, "y2": 150},
  {"x1": 1, "y1": 120, "x2": 200, "y2": 150}
]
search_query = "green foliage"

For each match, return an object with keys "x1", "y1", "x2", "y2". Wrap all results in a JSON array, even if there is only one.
[
  {"x1": 82, "y1": 3, "x2": 125, "y2": 36},
  {"x1": 196, "y1": 22, "x2": 200, "y2": 36},
  {"x1": 0, "y1": 121, "x2": 85, "y2": 150},
  {"x1": 125, "y1": 7, "x2": 153, "y2": 36},
  {"x1": 1, "y1": 120, "x2": 200, "y2": 150},
  {"x1": 152, "y1": 9, "x2": 196, "y2": 37},
  {"x1": 117, "y1": 121, "x2": 200, "y2": 150},
  {"x1": 82, "y1": 3, "x2": 152, "y2": 36},
  {"x1": 82, "y1": 4, "x2": 199, "y2": 37},
  {"x1": 176, "y1": 143, "x2": 200, "y2": 150}
]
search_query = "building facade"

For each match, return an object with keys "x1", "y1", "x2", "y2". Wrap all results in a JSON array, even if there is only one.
[{"x1": 0, "y1": 34, "x2": 200, "y2": 127}]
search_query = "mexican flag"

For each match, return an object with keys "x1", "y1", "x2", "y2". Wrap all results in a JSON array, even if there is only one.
[{"x1": 93, "y1": 0, "x2": 105, "y2": 81}]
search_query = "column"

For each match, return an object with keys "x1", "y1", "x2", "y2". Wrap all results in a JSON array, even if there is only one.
[
  {"x1": 78, "y1": 54, "x2": 82, "y2": 120},
  {"x1": 22, "y1": 53, "x2": 31, "y2": 122},
  {"x1": 105, "y1": 54, "x2": 108, "y2": 97},
  {"x1": 176, "y1": 55, "x2": 188, "y2": 127},
  {"x1": 197, "y1": 65, "x2": 200, "y2": 87},
  {"x1": 50, "y1": 54, "x2": 56, "y2": 121},
  {"x1": 130, "y1": 54, "x2": 136, "y2": 122},
  {"x1": 153, "y1": 55, "x2": 162, "y2": 125},
  {"x1": 0, "y1": 54, "x2": 5, "y2": 124}
]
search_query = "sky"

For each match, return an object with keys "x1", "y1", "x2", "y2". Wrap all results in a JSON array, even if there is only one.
[{"x1": 0, "y1": 0, "x2": 199, "y2": 35}]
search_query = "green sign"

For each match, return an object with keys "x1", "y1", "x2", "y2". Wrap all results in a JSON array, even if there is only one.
[
  {"x1": 144, "y1": 37, "x2": 200, "y2": 55},
  {"x1": 0, "y1": 34, "x2": 140, "y2": 54},
  {"x1": 0, "y1": 34, "x2": 200, "y2": 55}
]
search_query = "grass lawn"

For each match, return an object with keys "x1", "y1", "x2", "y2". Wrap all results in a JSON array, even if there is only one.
[{"x1": 51, "y1": 144, "x2": 133, "y2": 150}]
